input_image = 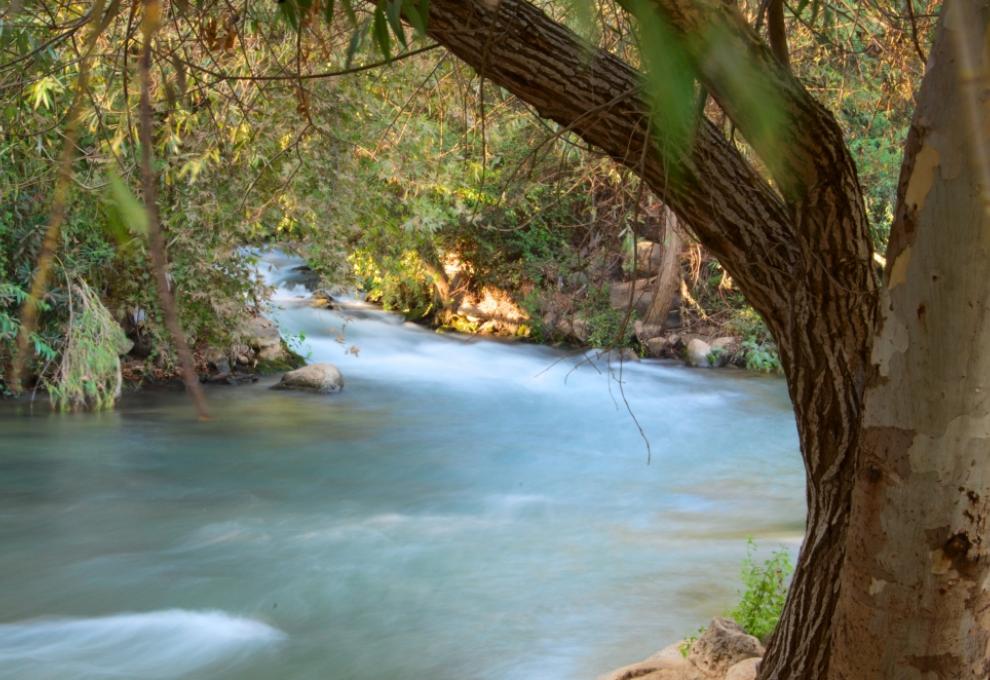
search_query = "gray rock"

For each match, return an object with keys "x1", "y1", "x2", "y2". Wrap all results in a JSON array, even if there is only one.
[
  {"x1": 609, "y1": 277, "x2": 655, "y2": 316},
  {"x1": 272, "y1": 363, "x2": 344, "y2": 394},
  {"x1": 688, "y1": 618, "x2": 764, "y2": 678},
  {"x1": 240, "y1": 316, "x2": 285, "y2": 362},
  {"x1": 686, "y1": 338, "x2": 713, "y2": 368}
]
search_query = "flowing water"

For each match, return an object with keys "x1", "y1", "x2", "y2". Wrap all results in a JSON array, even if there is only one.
[{"x1": 0, "y1": 252, "x2": 804, "y2": 680}]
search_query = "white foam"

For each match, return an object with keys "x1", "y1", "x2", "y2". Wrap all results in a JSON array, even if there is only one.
[{"x1": 0, "y1": 609, "x2": 285, "y2": 679}]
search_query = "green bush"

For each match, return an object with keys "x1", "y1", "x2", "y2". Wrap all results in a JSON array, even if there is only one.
[
  {"x1": 680, "y1": 540, "x2": 794, "y2": 656},
  {"x1": 729, "y1": 539, "x2": 794, "y2": 642}
]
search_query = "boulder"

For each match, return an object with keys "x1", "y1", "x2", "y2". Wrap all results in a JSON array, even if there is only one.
[
  {"x1": 597, "y1": 642, "x2": 701, "y2": 680},
  {"x1": 709, "y1": 336, "x2": 741, "y2": 367},
  {"x1": 609, "y1": 277, "x2": 655, "y2": 316},
  {"x1": 272, "y1": 363, "x2": 344, "y2": 394},
  {"x1": 685, "y1": 338, "x2": 714, "y2": 368},
  {"x1": 240, "y1": 316, "x2": 285, "y2": 362},
  {"x1": 725, "y1": 657, "x2": 761, "y2": 680},
  {"x1": 688, "y1": 618, "x2": 764, "y2": 678}
]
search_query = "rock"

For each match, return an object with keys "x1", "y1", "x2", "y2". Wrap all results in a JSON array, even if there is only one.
[
  {"x1": 598, "y1": 347, "x2": 639, "y2": 363},
  {"x1": 572, "y1": 316, "x2": 590, "y2": 343},
  {"x1": 644, "y1": 336, "x2": 669, "y2": 358},
  {"x1": 634, "y1": 320, "x2": 666, "y2": 342},
  {"x1": 272, "y1": 363, "x2": 344, "y2": 394},
  {"x1": 609, "y1": 277, "x2": 655, "y2": 316},
  {"x1": 688, "y1": 618, "x2": 764, "y2": 678},
  {"x1": 240, "y1": 316, "x2": 285, "y2": 362},
  {"x1": 597, "y1": 642, "x2": 701, "y2": 680},
  {"x1": 686, "y1": 338, "x2": 713, "y2": 368},
  {"x1": 310, "y1": 289, "x2": 338, "y2": 309},
  {"x1": 708, "y1": 336, "x2": 741, "y2": 367},
  {"x1": 553, "y1": 317, "x2": 573, "y2": 339},
  {"x1": 725, "y1": 657, "x2": 761, "y2": 680}
]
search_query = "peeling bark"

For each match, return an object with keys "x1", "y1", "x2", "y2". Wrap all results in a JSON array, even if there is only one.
[{"x1": 832, "y1": 4, "x2": 990, "y2": 678}]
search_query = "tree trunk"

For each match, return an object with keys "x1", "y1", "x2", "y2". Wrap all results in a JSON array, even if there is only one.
[
  {"x1": 414, "y1": 3, "x2": 877, "y2": 676},
  {"x1": 643, "y1": 210, "x2": 684, "y2": 327},
  {"x1": 830, "y1": 4, "x2": 990, "y2": 678}
]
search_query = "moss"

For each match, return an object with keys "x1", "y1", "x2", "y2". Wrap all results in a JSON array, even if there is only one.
[{"x1": 255, "y1": 344, "x2": 306, "y2": 374}]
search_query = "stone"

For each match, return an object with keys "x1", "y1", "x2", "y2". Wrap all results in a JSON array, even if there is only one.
[
  {"x1": 272, "y1": 363, "x2": 344, "y2": 394},
  {"x1": 688, "y1": 618, "x2": 764, "y2": 678},
  {"x1": 598, "y1": 347, "x2": 639, "y2": 363},
  {"x1": 725, "y1": 657, "x2": 761, "y2": 680},
  {"x1": 634, "y1": 320, "x2": 666, "y2": 342},
  {"x1": 572, "y1": 316, "x2": 590, "y2": 343},
  {"x1": 597, "y1": 643, "x2": 701, "y2": 680},
  {"x1": 644, "y1": 336, "x2": 669, "y2": 358},
  {"x1": 709, "y1": 336, "x2": 740, "y2": 367},
  {"x1": 609, "y1": 277, "x2": 656, "y2": 316},
  {"x1": 240, "y1": 316, "x2": 286, "y2": 362},
  {"x1": 685, "y1": 338, "x2": 713, "y2": 368},
  {"x1": 310, "y1": 289, "x2": 338, "y2": 309}
]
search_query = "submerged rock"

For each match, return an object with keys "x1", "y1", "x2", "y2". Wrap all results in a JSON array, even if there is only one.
[{"x1": 272, "y1": 363, "x2": 344, "y2": 394}]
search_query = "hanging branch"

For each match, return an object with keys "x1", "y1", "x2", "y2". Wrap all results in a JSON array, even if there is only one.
[{"x1": 138, "y1": 0, "x2": 209, "y2": 420}]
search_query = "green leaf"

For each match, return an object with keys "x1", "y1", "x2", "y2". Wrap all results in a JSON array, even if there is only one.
[
  {"x1": 387, "y1": 0, "x2": 407, "y2": 48},
  {"x1": 403, "y1": 0, "x2": 427, "y2": 37},
  {"x1": 372, "y1": 7, "x2": 392, "y2": 61},
  {"x1": 630, "y1": 0, "x2": 696, "y2": 163},
  {"x1": 103, "y1": 171, "x2": 149, "y2": 242},
  {"x1": 344, "y1": 18, "x2": 370, "y2": 67}
]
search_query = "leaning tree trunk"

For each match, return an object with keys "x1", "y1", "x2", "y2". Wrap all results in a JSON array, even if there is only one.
[
  {"x1": 643, "y1": 210, "x2": 684, "y2": 327},
  {"x1": 385, "y1": 1, "x2": 878, "y2": 676},
  {"x1": 830, "y1": 4, "x2": 990, "y2": 678}
]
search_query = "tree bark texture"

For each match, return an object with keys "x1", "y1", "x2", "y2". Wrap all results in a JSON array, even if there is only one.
[
  {"x1": 643, "y1": 210, "x2": 684, "y2": 326},
  {"x1": 831, "y1": 4, "x2": 990, "y2": 678}
]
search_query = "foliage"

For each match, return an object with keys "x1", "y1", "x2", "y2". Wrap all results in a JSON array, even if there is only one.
[
  {"x1": 581, "y1": 284, "x2": 635, "y2": 349},
  {"x1": 679, "y1": 539, "x2": 794, "y2": 656},
  {"x1": 728, "y1": 307, "x2": 782, "y2": 374},
  {"x1": 728, "y1": 539, "x2": 794, "y2": 642},
  {"x1": 46, "y1": 281, "x2": 130, "y2": 411}
]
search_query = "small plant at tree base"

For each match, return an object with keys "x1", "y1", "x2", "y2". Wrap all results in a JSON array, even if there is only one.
[
  {"x1": 729, "y1": 539, "x2": 794, "y2": 642},
  {"x1": 679, "y1": 539, "x2": 794, "y2": 655}
]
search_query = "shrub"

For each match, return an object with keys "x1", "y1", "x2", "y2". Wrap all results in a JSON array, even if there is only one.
[{"x1": 729, "y1": 539, "x2": 794, "y2": 642}]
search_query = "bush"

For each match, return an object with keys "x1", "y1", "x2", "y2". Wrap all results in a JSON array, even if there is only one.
[
  {"x1": 729, "y1": 539, "x2": 794, "y2": 642},
  {"x1": 680, "y1": 539, "x2": 794, "y2": 656}
]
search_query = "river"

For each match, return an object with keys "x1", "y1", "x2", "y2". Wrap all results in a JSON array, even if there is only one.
[{"x1": 0, "y1": 251, "x2": 804, "y2": 679}]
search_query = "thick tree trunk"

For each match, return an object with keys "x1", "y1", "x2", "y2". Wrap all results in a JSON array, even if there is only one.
[
  {"x1": 830, "y1": 5, "x2": 990, "y2": 678},
  {"x1": 390, "y1": 1, "x2": 880, "y2": 676}
]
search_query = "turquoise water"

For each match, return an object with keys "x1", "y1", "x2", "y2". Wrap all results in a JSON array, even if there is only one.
[{"x1": 0, "y1": 253, "x2": 803, "y2": 679}]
